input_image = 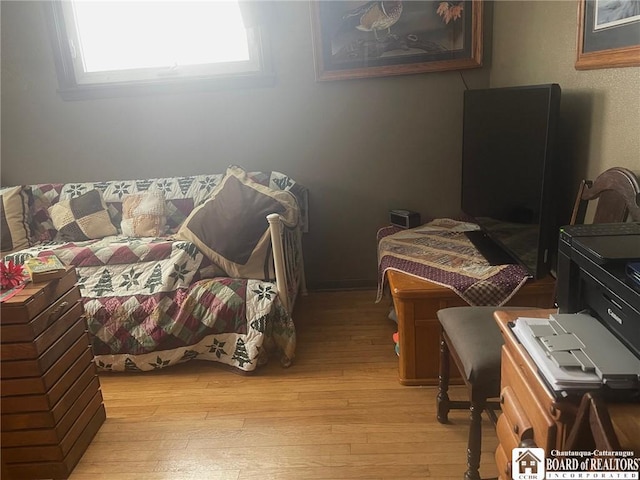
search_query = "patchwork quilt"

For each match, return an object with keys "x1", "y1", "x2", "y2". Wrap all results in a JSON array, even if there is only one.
[
  {"x1": 377, "y1": 218, "x2": 531, "y2": 306},
  {"x1": 3, "y1": 170, "x2": 305, "y2": 373},
  {"x1": 6, "y1": 237, "x2": 296, "y2": 373}
]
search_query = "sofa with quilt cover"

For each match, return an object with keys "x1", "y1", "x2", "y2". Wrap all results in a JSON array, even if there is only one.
[{"x1": 1, "y1": 166, "x2": 307, "y2": 374}]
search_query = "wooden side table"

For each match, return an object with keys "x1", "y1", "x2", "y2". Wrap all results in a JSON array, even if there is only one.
[
  {"x1": 1, "y1": 268, "x2": 106, "y2": 480},
  {"x1": 387, "y1": 270, "x2": 556, "y2": 386}
]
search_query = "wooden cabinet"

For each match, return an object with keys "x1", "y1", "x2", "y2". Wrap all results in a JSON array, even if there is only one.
[
  {"x1": 1, "y1": 268, "x2": 106, "y2": 480},
  {"x1": 386, "y1": 271, "x2": 556, "y2": 385},
  {"x1": 494, "y1": 309, "x2": 567, "y2": 477}
]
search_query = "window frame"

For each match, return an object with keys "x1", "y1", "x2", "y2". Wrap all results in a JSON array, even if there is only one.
[{"x1": 44, "y1": 1, "x2": 275, "y2": 101}]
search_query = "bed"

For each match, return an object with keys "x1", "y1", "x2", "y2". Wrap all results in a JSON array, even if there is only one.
[{"x1": 2, "y1": 167, "x2": 307, "y2": 373}]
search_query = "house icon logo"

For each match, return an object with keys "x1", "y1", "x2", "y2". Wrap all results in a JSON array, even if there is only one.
[{"x1": 512, "y1": 447, "x2": 545, "y2": 480}]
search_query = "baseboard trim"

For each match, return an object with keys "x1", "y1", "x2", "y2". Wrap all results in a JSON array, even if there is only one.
[{"x1": 305, "y1": 279, "x2": 377, "y2": 292}]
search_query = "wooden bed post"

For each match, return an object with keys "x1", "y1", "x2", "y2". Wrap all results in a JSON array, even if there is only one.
[{"x1": 267, "y1": 213, "x2": 291, "y2": 313}]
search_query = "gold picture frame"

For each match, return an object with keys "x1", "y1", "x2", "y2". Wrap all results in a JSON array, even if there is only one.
[
  {"x1": 310, "y1": 1, "x2": 483, "y2": 81},
  {"x1": 576, "y1": 0, "x2": 640, "y2": 70}
]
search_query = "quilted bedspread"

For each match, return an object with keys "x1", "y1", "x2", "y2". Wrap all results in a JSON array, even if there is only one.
[
  {"x1": 6, "y1": 237, "x2": 296, "y2": 373},
  {"x1": 377, "y1": 218, "x2": 531, "y2": 306}
]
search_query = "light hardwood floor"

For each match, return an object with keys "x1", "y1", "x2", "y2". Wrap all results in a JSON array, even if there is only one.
[{"x1": 69, "y1": 290, "x2": 498, "y2": 480}]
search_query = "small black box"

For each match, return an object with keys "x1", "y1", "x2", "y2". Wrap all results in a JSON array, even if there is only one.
[{"x1": 389, "y1": 209, "x2": 421, "y2": 229}]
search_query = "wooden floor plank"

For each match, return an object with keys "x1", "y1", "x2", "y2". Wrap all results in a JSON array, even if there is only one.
[{"x1": 65, "y1": 290, "x2": 498, "y2": 479}]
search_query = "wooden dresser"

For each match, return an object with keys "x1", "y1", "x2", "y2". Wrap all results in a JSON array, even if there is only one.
[
  {"x1": 387, "y1": 270, "x2": 556, "y2": 385},
  {"x1": 494, "y1": 309, "x2": 640, "y2": 480},
  {"x1": 494, "y1": 309, "x2": 564, "y2": 480},
  {"x1": 1, "y1": 268, "x2": 106, "y2": 480}
]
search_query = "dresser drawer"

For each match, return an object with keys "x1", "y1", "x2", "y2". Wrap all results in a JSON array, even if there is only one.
[
  {"x1": 0, "y1": 287, "x2": 81, "y2": 343},
  {"x1": 500, "y1": 385, "x2": 533, "y2": 441},
  {"x1": 1, "y1": 363, "x2": 96, "y2": 442},
  {"x1": 495, "y1": 444, "x2": 511, "y2": 480},
  {"x1": 3, "y1": 402, "x2": 106, "y2": 479},
  {"x1": 4, "y1": 390, "x2": 103, "y2": 464},
  {"x1": 501, "y1": 345, "x2": 556, "y2": 449},
  {"x1": 1, "y1": 345, "x2": 95, "y2": 414},
  {"x1": 1, "y1": 349, "x2": 96, "y2": 431},
  {"x1": 0, "y1": 269, "x2": 78, "y2": 324},
  {"x1": 1, "y1": 339, "x2": 90, "y2": 398},
  {"x1": 496, "y1": 413, "x2": 520, "y2": 456},
  {"x1": 2, "y1": 375, "x2": 102, "y2": 457},
  {"x1": 0, "y1": 319, "x2": 88, "y2": 379},
  {"x1": 0, "y1": 302, "x2": 83, "y2": 361}
]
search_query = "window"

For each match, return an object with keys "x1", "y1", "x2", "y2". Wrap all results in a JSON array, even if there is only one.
[{"x1": 46, "y1": 1, "x2": 273, "y2": 100}]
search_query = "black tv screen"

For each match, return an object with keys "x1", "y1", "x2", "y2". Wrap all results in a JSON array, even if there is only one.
[{"x1": 461, "y1": 84, "x2": 561, "y2": 279}]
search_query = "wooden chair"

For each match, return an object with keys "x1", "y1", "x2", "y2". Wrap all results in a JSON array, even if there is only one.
[
  {"x1": 570, "y1": 166, "x2": 640, "y2": 224},
  {"x1": 436, "y1": 167, "x2": 640, "y2": 480}
]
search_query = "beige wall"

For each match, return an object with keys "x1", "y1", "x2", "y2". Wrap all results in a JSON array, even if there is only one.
[
  {"x1": 1, "y1": 1, "x2": 491, "y2": 289},
  {"x1": 490, "y1": 0, "x2": 640, "y2": 205},
  {"x1": 3, "y1": 1, "x2": 638, "y2": 289}
]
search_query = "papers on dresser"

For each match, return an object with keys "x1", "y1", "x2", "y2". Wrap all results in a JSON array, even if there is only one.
[
  {"x1": 511, "y1": 317, "x2": 602, "y2": 392},
  {"x1": 511, "y1": 314, "x2": 640, "y2": 393}
]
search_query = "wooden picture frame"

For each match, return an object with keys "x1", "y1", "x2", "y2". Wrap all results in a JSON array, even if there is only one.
[
  {"x1": 576, "y1": 0, "x2": 640, "y2": 70},
  {"x1": 310, "y1": 1, "x2": 483, "y2": 81}
]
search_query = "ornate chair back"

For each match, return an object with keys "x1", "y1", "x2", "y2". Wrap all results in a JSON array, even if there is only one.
[{"x1": 570, "y1": 167, "x2": 640, "y2": 225}]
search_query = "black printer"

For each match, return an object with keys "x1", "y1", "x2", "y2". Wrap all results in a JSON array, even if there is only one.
[{"x1": 556, "y1": 222, "x2": 640, "y2": 360}]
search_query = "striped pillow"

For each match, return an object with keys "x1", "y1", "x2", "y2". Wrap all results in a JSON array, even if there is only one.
[{"x1": 0, "y1": 186, "x2": 32, "y2": 254}]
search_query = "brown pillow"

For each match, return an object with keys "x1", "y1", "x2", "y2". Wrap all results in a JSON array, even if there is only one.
[
  {"x1": 121, "y1": 191, "x2": 167, "y2": 237},
  {"x1": 177, "y1": 166, "x2": 299, "y2": 279},
  {"x1": 0, "y1": 186, "x2": 32, "y2": 253},
  {"x1": 48, "y1": 189, "x2": 117, "y2": 241}
]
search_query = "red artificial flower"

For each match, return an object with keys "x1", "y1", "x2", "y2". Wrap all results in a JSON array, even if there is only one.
[{"x1": 1, "y1": 260, "x2": 26, "y2": 290}]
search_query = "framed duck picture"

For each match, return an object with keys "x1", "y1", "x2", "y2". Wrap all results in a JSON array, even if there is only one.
[{"x1": 310, "y1": 1, "x2": 483, "y2": 81}]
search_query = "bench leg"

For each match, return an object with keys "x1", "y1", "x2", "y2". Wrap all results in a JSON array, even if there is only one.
[
  {"x1": 437, "y1": 331, "x2": 451, "y2": 424},
  {"x1": 464, "y1": 398, "x2": 485, "y2": 480}
]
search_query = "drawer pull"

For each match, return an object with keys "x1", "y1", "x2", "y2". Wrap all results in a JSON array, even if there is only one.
[
  {"x1": 500, "y1": 386, "x2": 534, "y2": 440},
  {"x1": 48, "y1": 301, "x2": 69, "y2": 323}
]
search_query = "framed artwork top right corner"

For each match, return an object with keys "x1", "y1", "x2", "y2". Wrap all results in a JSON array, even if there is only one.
[{"x1": 575, "y1": 0, "x2": 640, "y2": 70}]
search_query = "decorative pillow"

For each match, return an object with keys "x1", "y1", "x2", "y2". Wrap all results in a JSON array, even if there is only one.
[
  {"x1": 0, "y1": 186, "x2": 32, "y2": 253},
  {"x1": 177, "y1": 165, "x2": 299, "y2": 280},
  {"x1": 48, "y1": 189, "x2": 117, "y2": 241},
  {"x1": 121, "y1": 191, "x2": 167, "y2": 237}
]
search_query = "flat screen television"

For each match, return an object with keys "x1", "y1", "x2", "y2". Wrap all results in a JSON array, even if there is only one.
[{"x1": 461, "y1": 84, "x2": 562, "y2": 279}]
